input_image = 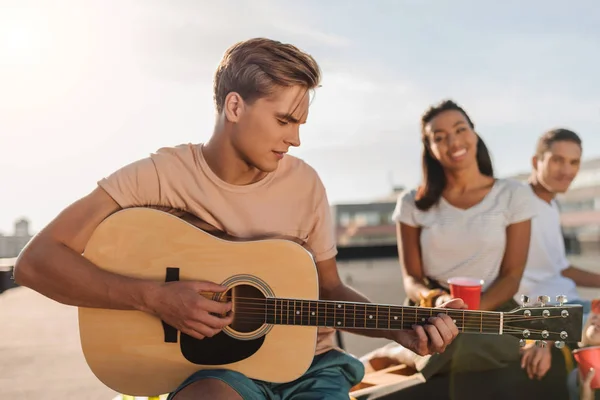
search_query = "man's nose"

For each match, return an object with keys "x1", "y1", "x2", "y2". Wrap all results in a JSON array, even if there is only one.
[{"x1": 286, "y1": 126, "x2": 301, "y2": 147}]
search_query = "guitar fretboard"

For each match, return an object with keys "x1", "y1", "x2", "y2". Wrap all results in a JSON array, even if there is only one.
[{"x1": 263, "y1": 298, "x2": 502, "y2": 334}]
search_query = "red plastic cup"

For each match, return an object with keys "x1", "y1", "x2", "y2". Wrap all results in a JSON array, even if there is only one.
[
  {"x1": 447, "y1": 277, "x2": 484, "y2": 310},
  {"x1": 573, "y1": 346, "x2": 600, "y2": 389}
]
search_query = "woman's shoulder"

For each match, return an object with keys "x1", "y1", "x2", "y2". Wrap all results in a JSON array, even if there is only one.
[
  {"x1": 392, "y1": 188, "x2": 424, "y2": 225},
  {"x1": 398, "y1": 188, "x2": 419, "y2": 203}
]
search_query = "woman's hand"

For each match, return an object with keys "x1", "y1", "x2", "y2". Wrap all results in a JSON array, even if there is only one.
[{"x1": 434, "y1": 292, "x2": 453, "y2": 307}]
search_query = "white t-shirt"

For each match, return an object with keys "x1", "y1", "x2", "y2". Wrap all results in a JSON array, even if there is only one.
[
  {"x1": 513, "y1": 185, "x2": 580, "y2": 303},
  {"x1": 393, "y1": 179, "x2": 536, "y2": 292}
]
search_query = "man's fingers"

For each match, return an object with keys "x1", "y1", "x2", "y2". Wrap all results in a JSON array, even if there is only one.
[
  {"x1": 195, "y1": 281, "x2": 229, "y2": 293},
  {"x1": 199, "y1": 297, "x2": 232, "y2": 314},
  {"x1": 198, "y1": 310, "x2": 234, "y2": 329},
  {"x1": 411, "y1": 325, "x2": 429, "y2": 356},
  {"x1": 423, "y1": 323, "x2": 445, "y2": 352},
  {"x1": 427, "y1": 315, "x2": 457, "y2": 344},
  {"x1": 437, "y1": 313, "x2": 459, "y2": 338},
  {"x1": 183, "y1": 320, "x2": 222, "y2": 339},
  {"x1": 179, "y1": 325, "x2": 206, "y2": 341}
]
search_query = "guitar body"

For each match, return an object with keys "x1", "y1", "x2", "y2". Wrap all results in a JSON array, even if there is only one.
[{"x1": 79, "y1": 208, "x2": 320, "y2": 396}]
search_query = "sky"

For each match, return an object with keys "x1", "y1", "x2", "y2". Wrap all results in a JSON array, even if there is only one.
[{"x1": 1, "y1": 0, "x2": 599, "y2": 234}]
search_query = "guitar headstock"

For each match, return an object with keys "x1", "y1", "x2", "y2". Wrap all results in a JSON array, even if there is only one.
[{"x1": 503, "y1": 295, "x2": 584, "y2": 348}]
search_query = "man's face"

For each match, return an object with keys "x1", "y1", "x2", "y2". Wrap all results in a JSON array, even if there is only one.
[
  {"x1": 230, "y1": 85, "x2": 309, "y2": 173},
  {"x1": 534, "y1": 141, "x2": 582, "y2": 194}
]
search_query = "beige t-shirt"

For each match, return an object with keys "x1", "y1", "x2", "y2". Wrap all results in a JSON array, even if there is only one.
[{"x1": 97, "y1": 143, "x2": 337, "y2": 355}]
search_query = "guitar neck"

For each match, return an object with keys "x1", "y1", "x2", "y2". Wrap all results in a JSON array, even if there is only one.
[{"x1": 261, "y1": 298, "x2": 503, "y2": 335}]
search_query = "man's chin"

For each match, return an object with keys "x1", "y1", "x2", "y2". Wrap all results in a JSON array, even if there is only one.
[
  {"x1": 256, "y1": 163, "x2": 278, "y2": 174},
  {"x1": 547, "y1": 182, "x2": 572, "y2": 194},
  {"x1": 553, "y1": 186, "x2": 571, "y2": 194}
]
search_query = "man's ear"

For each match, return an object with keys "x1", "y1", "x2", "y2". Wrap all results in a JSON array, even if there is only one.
[
  {"x1": 531, "y1": 155, "x2": 539, "y2": 171},
  {"x1": 223, "y1": 92, "x2": 245, "y2": 123}
]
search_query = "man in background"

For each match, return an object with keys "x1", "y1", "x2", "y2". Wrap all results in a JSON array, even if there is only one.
[{"x1": 518, "y1": 128, "x2": 600, "y2": 381}]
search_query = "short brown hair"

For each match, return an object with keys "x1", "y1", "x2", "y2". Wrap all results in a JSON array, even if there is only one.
[
  {"x1": 536, "y1": 128, "x2": 582, "y2": 158},
  {"x1": 213, "y1": 38, "x2": 321, "y2": 113}
]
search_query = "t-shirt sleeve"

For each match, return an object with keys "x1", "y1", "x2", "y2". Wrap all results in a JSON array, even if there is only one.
[
  {"x1": 306, "y1": 181, "x2": 338, "y2": 263},
  {"x1": 97, "y1": 157, "x2": 161, "y2": 208},
  {"x1": 392, "y1": 190, "x2": 419, "y2": 227},
  {"x1": 558, "y1": 251, "x2": 571, "y2": 271},
  {"x1": 507, "y1": 182, "x2": 537, "y2": 224}
]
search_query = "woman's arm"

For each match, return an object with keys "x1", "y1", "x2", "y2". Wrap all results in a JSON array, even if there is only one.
[
  {"x1": 479, "y1": 219, "x2": 532, "y2": 310},
  {"x1": 397, "y1": 222, "x2": 445, "y2": 304}
]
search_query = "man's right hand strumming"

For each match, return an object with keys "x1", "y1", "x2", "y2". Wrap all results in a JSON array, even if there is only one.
[{"x1": 143, "y1": 280, "x2": 234, "y2": 340}]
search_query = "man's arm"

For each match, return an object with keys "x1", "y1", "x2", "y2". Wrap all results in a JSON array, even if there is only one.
[
  {"x1": 14, "y1": 187, "x2": 232, "y2": 340},
  {"x1": 14, "y1": 187, "x2": 157, "y2": 310},
  {"x1": 561, "y1": 266, "x2": 600, "y2": 288},
  {"x1": 317, "y1": 257, "x2": 463, "y2": 356}
]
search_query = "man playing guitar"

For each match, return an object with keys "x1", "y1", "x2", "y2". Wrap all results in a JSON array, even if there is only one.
[{"x1": 14, "y1": 37, "x2": 463, "y2": 399}]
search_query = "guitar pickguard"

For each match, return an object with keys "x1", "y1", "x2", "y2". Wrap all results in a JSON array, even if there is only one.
[{"x1": 180, "y1": 331, "x2": 265, "y2": 365}]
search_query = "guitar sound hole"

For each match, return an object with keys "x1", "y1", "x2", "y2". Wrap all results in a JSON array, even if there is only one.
[{"x1": 226, "y1": 284, "x2": 266, "y2": 333}]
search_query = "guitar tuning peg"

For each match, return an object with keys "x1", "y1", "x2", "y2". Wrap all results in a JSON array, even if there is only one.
[
  {"x1": 519, "y1": 339, "x2": 527, "y2": 347},
  {"x1": 537, "y1": 295, "x2": 550, "y2": 307},
  {"x1": 535, "y1": 340, "x2": 547, "y2": 348},
  {"x1": 555, "y1": 341, "x2": 565, "y2": 349},
  {"x1": 520, "y1": 295, "x2": 529, "y2": 307},
  {"x1": 556, "y1": 295, "x2": 567, "y2": 306}
]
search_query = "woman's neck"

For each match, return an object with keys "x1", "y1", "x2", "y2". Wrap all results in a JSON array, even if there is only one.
[{"x1": 444, "y1": 166, "x2": 492, "y2": 193}]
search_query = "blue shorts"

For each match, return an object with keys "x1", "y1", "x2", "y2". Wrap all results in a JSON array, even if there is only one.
[{"x1": 166, "y1": 349, "x2": 365, "y2": 400}]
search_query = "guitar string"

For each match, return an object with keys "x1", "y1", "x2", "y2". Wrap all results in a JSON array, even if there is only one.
[
  {"x1": 214, "y1": 298, "x2": 574, "y2": 322},
  {"x1": 213, "y1": 294, "x2": 577, "y2": 320},
  {"x1": 215, "y1": 311, "x2": 570, "y2": 334},
  {"x1": 234, "y1": 308, "x2": 563, "y2": 326},
  {"x1": 199, "y1": 295, "x2": 577, "y2": 332},
  {"x1": 220, "y1": 316, "x2": 567, "y2": 336},
  {"x1": 224, "y1": 318, "x2": 528, "y2": 333},
  {"x1": 225, "y1": 310, "x2": 567, "y2": 326},
  {"x1": 229, "y1": 308, "x2": 565, "y2": 324},
  {"x1": 226, "y1": 304, "x2": 567, "y2": 324},
  {"x1": 227, "y1": 313, "x2": 564, "y2": 332}
]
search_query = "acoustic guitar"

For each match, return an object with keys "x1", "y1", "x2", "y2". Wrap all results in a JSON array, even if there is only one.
[{"x1": 78, "y1": 207, "x2": 584, "y2": 396}]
